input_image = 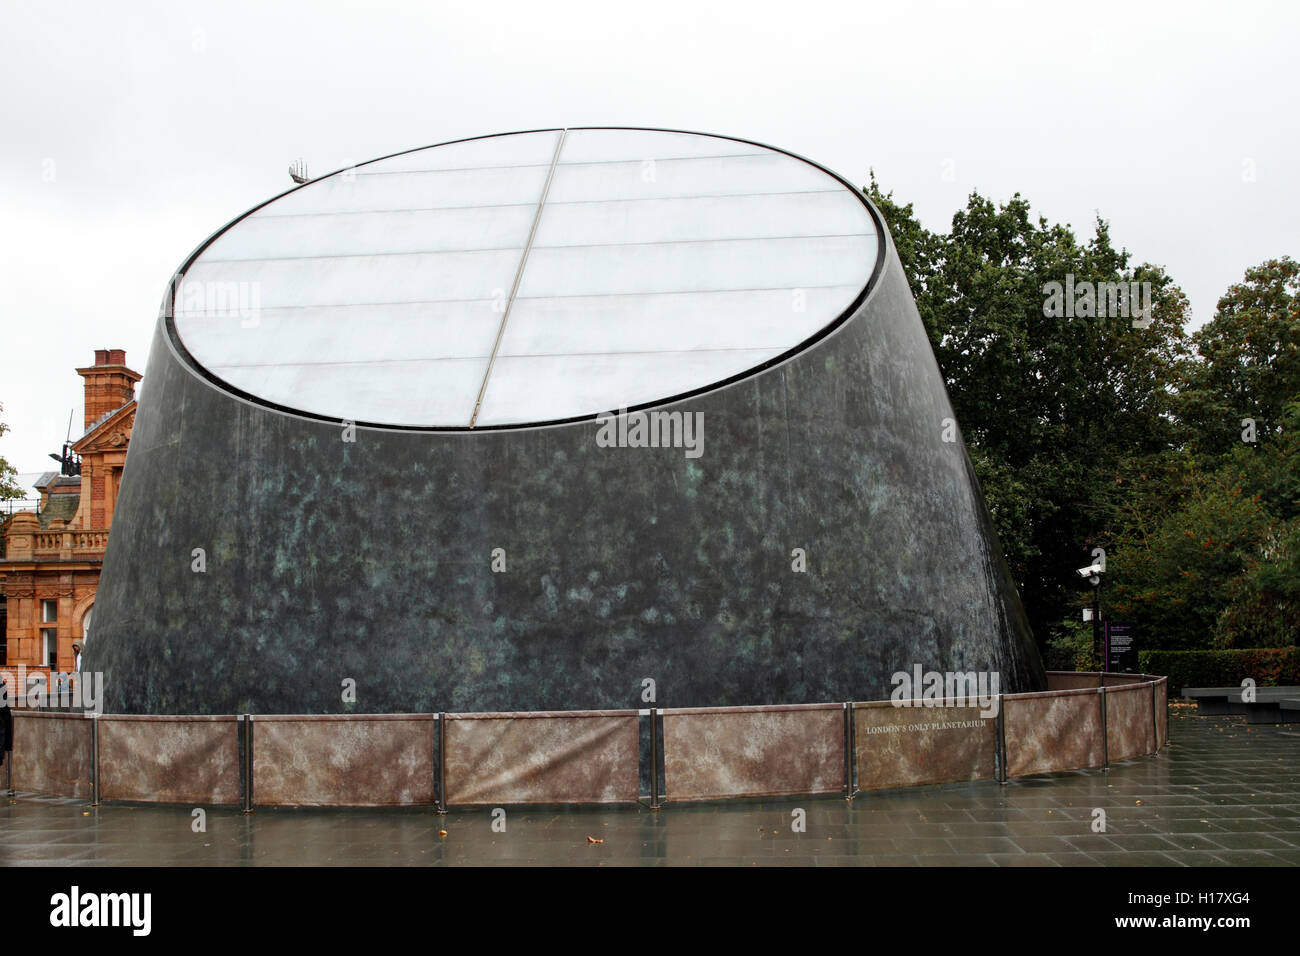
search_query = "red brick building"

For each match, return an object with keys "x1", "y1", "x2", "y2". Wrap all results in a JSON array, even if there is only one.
[{"x1": 0, "y1": 349, "x2": 140, "y2": 677}]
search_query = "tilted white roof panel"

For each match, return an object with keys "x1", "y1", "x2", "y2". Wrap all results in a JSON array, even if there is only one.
[{"x1": 172, "y1": 128, "x2": 879, "y2": 428}]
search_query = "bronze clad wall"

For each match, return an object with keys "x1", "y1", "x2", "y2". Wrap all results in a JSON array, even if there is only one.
[
  {"x1": 11, "y1": 712, "x2": 91, "y2": 797},
  {"x1": 662, "y1": 703, "x2": 844, "y2": 801},
  {"x1": 89, "y1": 184, "x2": 1050, "y2": 719},
  {"x1": 854, "y1": 701, "x2": 997, "y2": 791},
  {"x1": 1005, "y1": 689, "x2": 1105, "y2": 777},
  {"x1": 252, "y1": 715, "x2": 434, "y2": 807},
  {"x1": 1106, "y1": 683, "x2": 1156, "y2": 762},
  {"x1": 98, "y1": 715, "x2": 240, "y2": 805},
  {"x1": 443, "y1": 711, "x2": 639, "y2": 805}
]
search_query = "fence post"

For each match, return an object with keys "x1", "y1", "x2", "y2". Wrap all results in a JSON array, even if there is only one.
[
  {"x1": 430, "y1": 713, "x2": 437, "y2": 810},
  {"x1": 842, "y1": 702, "x2": 855, "y2": 798},
  {"x1": 649, "y1": 707, "x2": 661, "y2": 810},
  {"x1": 1099, "y1": 686, "x2": 1109, "y2": 771},
  {"x1": 242, "y1": 714, "x2": 254, "y2": 814},
  {"x1": 436, "y1": 713, "x2": 447, "y2": 814},
  {"x1": 89, "y1": 713, "x2": 100, "y2": 807},
  {"x1": 1161, "y1": 679, "x2": 1169, "y2": 750},
  {"x1": 995, "y1": 694, "x2": 1007, "y2": 784},
  {"x1": 1149, "y1": 680, "x2": 1158, "y2": 755}
]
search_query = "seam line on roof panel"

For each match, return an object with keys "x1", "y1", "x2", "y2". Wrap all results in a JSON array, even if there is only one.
[
  {"x1": 546, "y1": 188, "x2": 842, "y2": 205},
  {"x1": 246, "y1": 189, "x2": 845, "y2": 221},
  {"x1": 172, "y1": 282, "x2": 861, "y2": 316},
  {"x1": 352, "y1": 161, "x2": 559, "y2": 176},
  {"x1": 194, "y1": 232, "x2": 874, "y2": 265},
  {"x1": 346, "y1": 151, "x2": 762, "y2": 177},
  {"x1": 475, "y1": 345, "x2": 789, "y2": 360},
  {"x1": 209, "y1": 345, "x2": 792, "y2": 371},
  {"x1": 530, "y1": 232, "x2": 873, "y2": 252},
  {"x1": 469, "y1": 128, "x2": 567, "y2": 428},
  {"x1": 253, "y1": 202, "x2": 541, "y2": 219},
  {"x1": 512, "y1": 282, "x2": 859, "y2": 301},
  {"x1": 557, "y1": 152, "x2": 762, "y2": 167}
]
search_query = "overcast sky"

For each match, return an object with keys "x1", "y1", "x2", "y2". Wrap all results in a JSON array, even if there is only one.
[{"x1": 2, "y1": 0, "x2": 1296, "y2": 482}]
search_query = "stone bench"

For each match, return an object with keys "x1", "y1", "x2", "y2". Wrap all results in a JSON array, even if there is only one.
[
  {"x1": 1267, "y1": 698, "x2": 1300, "y2": 724},
  {"x1": 1182, "y1": 686, "x2": 1300, "y2": 722}
]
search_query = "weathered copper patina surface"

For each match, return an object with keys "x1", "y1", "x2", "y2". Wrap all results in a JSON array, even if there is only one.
[
  {"x1": 1103, "y1": 674, "x2": 1146, "y2": 686},
  {"x1": 252, "y1": 715, "x2": 434, "y2": 807},
  {"x1": 1046, "y1": 671, "x2": 1102, "y2": 691},
  {"x1": 662, "y1": 703, "x2": 843, "y2": 800},
  {"x1": 1106, "y1": 683, "x2": 1156, "y2": 762},
  {"x1": 3, "y1": 673, "x2": 1168, "y2": 805},
  {"x1": 1005, "y1": 689, "x2": 1105, "y2": 777},
  {"x1": 444, "y1": 710, "x2": 639, "y2": 805},
  {"x1": 98, "y1": 715, "x2": 240, "y2": 805},
  {"x1": 11, "y1": 712, "x2": 92, "y2": 797},
  {"x1": 89, "y1": 175, "x2": 1047, "y2": 717},
  {"x1": 854, "y1": 700, "x2": 996, "y2": 790}
]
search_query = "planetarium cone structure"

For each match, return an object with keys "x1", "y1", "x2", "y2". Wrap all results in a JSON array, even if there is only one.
[{"x1": 87, "y1": 128, "x2": 1046, "y2": 715}]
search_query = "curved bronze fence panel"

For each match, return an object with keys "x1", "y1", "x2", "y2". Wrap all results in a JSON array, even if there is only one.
[
  {"x1": 4, "y1": 674, "x2": 1166, "y2": 807},
  {"x1": 662, "y1": 703, "x2": 844, "y2": 801},
  {"x1": 443, "y1": 711, "x2": 639, "y2": 806},
  {"x1": 252, "y1": 715, "x2": 435, "y2": 807},
  {"x1": 11, "y1": 712, "x2": 91, "y2": 798},
  {"x1": 1045, "y1": 671, "x2": 1102, "y2": 691},
  {"x1": 1103, "y1": 674, "x2": 1147, "y2": 687},
  {"x1": 853, "y1": 700, "x2": 997, "y2": 791},
  {"x1": 98, "y1": 715, "x2": 240, "y2": 805},
  {"x1": 1005, "y1": 689, "x2": 1105, "y2": 777},
  {"x1": 1106, "y1": 683, "x2": 1156, "y2": 762}
]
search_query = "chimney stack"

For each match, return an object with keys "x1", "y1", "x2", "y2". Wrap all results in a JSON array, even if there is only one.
[{"x1": 77, "y1": 349, "x2": 142, "y2": 431}]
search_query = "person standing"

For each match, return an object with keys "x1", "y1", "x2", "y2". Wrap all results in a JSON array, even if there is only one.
[{"x1": 0, "y1": 677, "x2": 12, "y2": 775}]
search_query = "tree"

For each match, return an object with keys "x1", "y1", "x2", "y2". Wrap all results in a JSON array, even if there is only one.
[
  {"x1": 0, "y1": 403, "x2": 27, "y2": 502},
  {"x1": 866, "y1": 176, "x2": 1297, "y2": 653},
  {"x1": 864, "y1": 179, "x2": 1192, "y2": 647},
  {"x1": 1108, "y1": 399, "x2": 1300, "y2": 649},
  {"x1": 1178, "y1": 257, "x2": 1300, "y2": 458},
  {"x1": 1106, "y1": 458, "x2": 1275, "y2": 649}
]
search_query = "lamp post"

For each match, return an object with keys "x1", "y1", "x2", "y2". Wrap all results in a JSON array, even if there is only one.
[
  {"x1": 1090, "y1": 571, "x2": 1102, "y2": 669},
  {"x1": 1077, "y1": 562, "x2": 1105, "y2": 670}
]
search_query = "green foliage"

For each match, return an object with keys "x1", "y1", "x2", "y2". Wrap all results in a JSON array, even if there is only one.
[
  {"x1": 1137, "y1": 647, "x2": 1300, "y2": 695},
  {"x1": 1106, "y1": 402, "x2": 1300, "y2": 649},
  {"x1": 1215, "y1": 512, "x2": 1300, "y2": 648},
  {"x1": 864, "y1": 177, "x2": 1192, "y2": 645},
  {"x1": 0, "y1": 403, "x2": 26, "y2": 502},
  {"x1": 1178, "y1": 257, "x2": 1300, "y2": 458},
  {"x1": 1107, "y1": 460, "x2": 1275, "y2": 648},
  {"x1": 1043, "y1": 619, "x2": 1097, "y2": 671},
  {"x1": 864, "y1": 178, "x2": 1297, "y2": 656}
]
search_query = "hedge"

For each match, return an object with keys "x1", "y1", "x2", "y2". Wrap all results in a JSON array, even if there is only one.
[{"x1": 1137, "y1": 647, "x2": 1300, "y2": 695}]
